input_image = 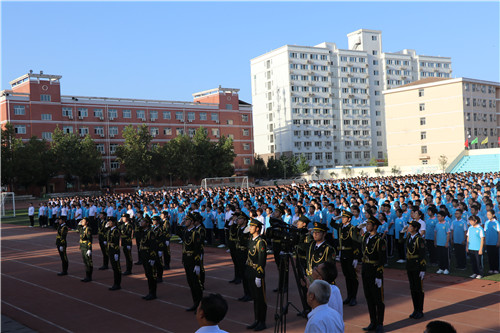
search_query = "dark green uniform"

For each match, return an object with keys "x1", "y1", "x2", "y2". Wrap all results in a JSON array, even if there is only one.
[
  {"x1": 182, "y1": 226, "x2": 203, "y2": 308},
  {"x1": 246, "y1": 234, "x2": 267, "y2": 325},
  {"x1": 140, "y1": 227, "x2": 158, "y2": 298},
  {"x1": 162, "y1": 218, "x2": 171, "y2": 269},
  {"x1": 305, "y1": 240, "x2": 336, "y2": 277},
  {"x1": 296, "y1": 228, "x2": 312, "y2": 276},
  {"x1": 56, "y1": 223, "x2": 69, "y2": 275},
  {"x1": 406, "y1": 233, "x2": 426, "y2": 316},
  {"x1": 134, "y1": 218, "x2": 144, "y2": 265},
  {"x1": 335, "y1": 221, "x2": 362, "y2": 302},
  {"x1": 107, "y1": 226, "x2": 122, "y2": 288},
  {"x1": 196, "y1": 224, "x2": 206, "y2": 288},
  {"x1": 98, "y1": 217, "x2": 109, "y2": 269},
  {"x1": 120, "y1": 222, "x2": 134, "y2": 274},
  {"x1": 78, "y1": 224, "x2": 93, "y2": 280},
  {"x1": 361, "y1": 233, "x2": 387, "y2": 329},
  {"x1": 236, "y1": 225, "x2": 250, "y2": 298},
  {"x1": 152, "y1": 224, "x2": 166, "y2": 282},
  {"x1": 228, "y1": 222, "x2": 239, "y2": 282}
]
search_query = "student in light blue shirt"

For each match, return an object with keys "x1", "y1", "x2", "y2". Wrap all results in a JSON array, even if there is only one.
[
  {"x1": 467, "y1": 215, "x2": 485, "y2": 278},
  {"x1": 394, "y1": 209, "x2": 407, "y2": 263},
  {"x1": 434, "y1": 211, "x2": 451, "y2": 274},
  {"x1": 425, "y1": 207, "x2": 438, "y2": 265},
  {"x1": 484, "y1": 210, "x2": 500, "y2": 274},
  {"x1": 450, "y1": 209, "x2": 467, "y2": 269}
]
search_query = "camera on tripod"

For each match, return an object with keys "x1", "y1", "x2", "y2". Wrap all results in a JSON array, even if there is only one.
[{"x1": 266, "y1": 217, "x2": 307, "y2": 253}]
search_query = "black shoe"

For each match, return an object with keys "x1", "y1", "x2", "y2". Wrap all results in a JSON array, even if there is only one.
[
  {"x1": 134, "y1": 261, "x2": 143, "y2": 265},
  {"x1": 109, "y1": 285, "x2": 121, "y2": 291},
  {"x1": 98, "y1": 265, "x2": 108, "y2": 270},
  {"x1": 413, "y1": 312, "x2": 424, "y2": 319},
  {"x1": 343, "y1": 297, "x2": 351, "y2": 305},
  {"x1": 81, "y1": 277, "x2": 92, "y2": 282},
  {"x1": 409, "y1": 311, "x2": 417, "y2": 319},
  {"x1": 57, "y1": 272, "x2": 68, "y2": 276},
  {"x1": 254, "y1": 322, "x2": 267, "y2": 331},
  {"x1": 349, "y1": 298, "x2": 357, "y2": 306},
  {"x1": 246, "y1": 321, "x2": 258, "y2": 330},
  {"x1": 375, "y1": 325, "x2": 384, "y2": 333},
  {"x1": 228, "y1": 278, "x2": 236, "y2": 283},
  {"x1": 157, "y1": 278, "x2": 163, "y2": 283},
  {"x1": 234, "y1": 279, "x2": 242, "y2": 285},
  {"x1": 144, "y1": 294, "x2": 156, "y2": 301},
  {"x1": 165, "y1": 265, "x2": 170, "y2": 270},
  {"x1": 238, "y1": 295, "x2": 252, "y2": 302},
  {"x1": 363, "y1": 323, "x2": 376, "y2": 331},
  {"x1": 273, "y1": 288, "x2": 279, "y2": 292},
  {"x1": 186, "y1": 304, "x2": 197, "y2": 312},
  {"x1": 122, "y1": 271, "x2": 132, "y2": 276}
]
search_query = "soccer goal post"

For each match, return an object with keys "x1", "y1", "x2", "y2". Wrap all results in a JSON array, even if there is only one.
[
  {"x1": 201, "y1": 176, "x2": 249, "y2": 191},
  {"x1": 0, "y1": 192, "x2": 16, "y2": 217}
]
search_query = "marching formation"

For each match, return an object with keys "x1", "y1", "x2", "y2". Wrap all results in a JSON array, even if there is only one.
[{"x1": 45, "y1": 171, "x2": 499, "y2": 333}]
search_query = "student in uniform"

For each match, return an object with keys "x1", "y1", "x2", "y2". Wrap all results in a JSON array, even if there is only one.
[
  {"x1": 450, "y1": 209, "x2": 467, "y2": 270},
  {"x1": 484, "y1": 210, "x2": 500, "y2": 274},
  {"x1": 434, "y1": 211, "x2": 451, "y2": 275},
  {"x1": 467, "y1": 216, "x2": 485, "y2": 279}
]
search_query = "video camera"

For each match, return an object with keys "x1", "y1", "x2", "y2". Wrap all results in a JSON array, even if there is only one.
[{"x1": 266, "y1": 217, "x2": 308, "y2": 253}]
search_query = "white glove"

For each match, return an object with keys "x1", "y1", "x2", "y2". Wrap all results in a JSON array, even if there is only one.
[
  {"x1": 352, "y1": 259, "x2": 358, "y2": 268},
  {"x1": 158, "y1": 251, "x2": 163, "y2": 257},
  {"x1": 375, "y1": 278, "x2": 382, "y2": 288},
  {"x1": 59, "y1": 246, "x2": 64, "y2": 252},
  {"x1": 165, "y1": 241, "x2": 170, "y2": 246},
  {"x1": 114, "y1": 254, "x2": 119, "y2": 261},
  {"x1": 103, "y1": 241, "x2": 107, "y2": 245},
  {"x1": 149, "y1": 260, "x2": 155, "y2": 266},
  {"x1": 419, "y1": 271, "x2": 425, "y2": 280},
  {"x1": 255, "y1": 277, "x2": 262, "y2": 288},
  {"x1": 86, "y1": 250, "x2": 91, "y2": 256},
  {"x1": 194, "y1": 265, "x2": 200, "y2": 275}
]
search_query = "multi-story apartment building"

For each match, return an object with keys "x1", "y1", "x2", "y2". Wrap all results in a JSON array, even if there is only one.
[
  {"x1": 0, "y1": 71, "x2": 253, "y2": 190},
  {"x1": 384, "y1": 77, "x2": 500, "y2": 167},
  {"x1": 251, "y1": 29, "x2": 452, "y2": 168}
]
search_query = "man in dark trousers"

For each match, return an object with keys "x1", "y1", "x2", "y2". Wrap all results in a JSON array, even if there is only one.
[
  {"x1": 183, "y1": 212, "x2": 204, "y2": 311},
  {"x1": 245, "y1": 219, "x2": 267, "y2": 332},
  {"x1": 139, "y1": 217, "x2": 158, "y2": 300},
  {"x1": 406, "y1": 220, "x2": 426, "y2": 320},
  {"x1": 161, "y1": 210, "x2": 171, "y2": 270},
  {"x1": 134, "y1": 209, "x2": 145, "y2": 265},
  {"x1": 120, "y1": 213, "x2": 134, "y2": 275},
  {"x1": 235, "y1": 212, "x2": 251, "y2": 302},
  {"x1": 106, "y1": 217, "x2": 122, "y2": 291},
  {"x1": 97, "y1": 211, "x2": 109, "y2": 270},
  {"x1": 56, "y1": 217, "x2": 69, "y2": 276},
  {"x1": 332, "y1": 210, "x2": 362, "y2": 306},
  {"x1": 361, "y1": 215, "x2": 387, "y2": 333},
  {"x1": 152, "y1": 216, "x2": 166, "y2": 283},
  {"x1": 78, "y1": 217, "x2": 93, "y2": 282}
]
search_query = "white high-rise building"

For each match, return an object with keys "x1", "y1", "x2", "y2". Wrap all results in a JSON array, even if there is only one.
[{"x1": 250, "y1": 29, "x2": 452, "y2": 168}]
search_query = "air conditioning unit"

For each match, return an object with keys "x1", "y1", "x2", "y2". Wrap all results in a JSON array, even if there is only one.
[
  {"x1": 68, "y1": 115, "x2": 73, "y2": 119},
  {"x1": 188, "y1": 120, "x2": 193, "y2": 123},
  {"x1": 110, "y1": 134, "x2": 115, "y2": 138},
  {"x1": 150, "y1": 118, "x2": 156, "y2": 122},
  {"x1": 100, "y1": 134, "x2": 105, "y2": 137},
  {"x1": 78, "y1": 116, "x2": 84, "y2": 120},
  {"x1": 109, "y1": 117, "x2": 115, "y2": 121},
  {"x1": 99, "y1": 116, "x2": 104, "y2": 120},
  {"x1": 80, "y1": 133, "x2": 85, "y2": 137},
  {"x1": 152, "y1": 134, "x2": 156, "y2": 138},
  {"x1": 215, "y1": 120, "x2": 220, "y2": 123},
  {"x1": 101, "y1": 168, "x2": 106, "y2": 172},
  {"x1": 141, "y1": 118, "x2": 146, "y2": 121}
]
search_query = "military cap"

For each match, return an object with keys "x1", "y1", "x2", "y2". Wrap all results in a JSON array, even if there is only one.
[
  {"x1": 342, "y1": 210, "x2": 354, "y2": 219},
  {"x1": 366, "y1": 215, "x2": 381, "y2": 226},
  {"x1": 99, "y1": 211, "x2": 107, "y2": 217},
  {"x1": 121, "y1": 213, "x2": 129, "y2": 218},
  {"x1": 298, "y1": 215, "x2": 311, "y2": 224},
  {"x1": 152, "y1": 215, "x2": 161, "y2": 222},
  {"x1": 312, "y1": 222, "x2": 328, "y2": 232},
  {"x1": 140, "y1": 217, "x2": 151, "y2": 224},
  {"x1": 249, "y1": 219, "x2": 263, "y2": 228},
  {"x1": 106, "y1": 216, "x2": 117, "y2": 223},
  {"x1": 161, "y1": 210, "x2": 168, "y2": 216},
  {"x1": 408, "y1": 220, "x2": 421, "y2": 230},
  {"x1": 275, "y1": 206, "x2": 285, "y2": 215},
  {"x1": 144, "y1": 215, "x2": 152, "y2": 223},
  {"x1": 237, "y1": 212, "x2": 250, "y2": 221}
]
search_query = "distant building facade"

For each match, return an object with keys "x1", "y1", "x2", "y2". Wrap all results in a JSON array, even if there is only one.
[
  {"x1": 251, "y1": 28, "x2": 452, "y2": 168},
  {"x1": 0, "y1": 71, "x2": 253, "y2": 192},
  {"x1": 384, "y1": 77, "x2": 500, "y2": 167}
]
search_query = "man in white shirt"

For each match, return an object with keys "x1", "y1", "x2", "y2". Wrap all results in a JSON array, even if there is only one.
[
  {"x1": 307, "y1": 261, "x2": 343, "y2": 318},
  {"x1": 195, "y1": 293, "x2": 229, "y2": 333},
  {"x1": 305, "y1": 280, "x2": 344, "y2": 333},
  {"x1": 28, "y1": 203, "x2": 35, "y2": 227}
]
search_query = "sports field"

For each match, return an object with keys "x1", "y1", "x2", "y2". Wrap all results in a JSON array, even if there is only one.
[{"x1": 2, "y1": 222, "x2": 499, "y2": 332}]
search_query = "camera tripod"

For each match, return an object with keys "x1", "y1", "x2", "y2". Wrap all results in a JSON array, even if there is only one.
[{"x1": 274, "y1": 251, "x2": 309, "y2": 333}]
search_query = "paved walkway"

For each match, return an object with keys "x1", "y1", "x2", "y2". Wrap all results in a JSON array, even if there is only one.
[{"x1": 1, "y1": 315, "x2": 37, "y2": 333}]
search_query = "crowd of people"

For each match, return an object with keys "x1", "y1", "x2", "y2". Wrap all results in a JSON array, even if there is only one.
[{"x1": 32, "y1": 171, "x2": 500, "y2": 333}]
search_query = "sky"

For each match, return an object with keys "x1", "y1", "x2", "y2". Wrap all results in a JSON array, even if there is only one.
[{"x1": 1, "y1": 1, "x2": 499, "y2": 103}]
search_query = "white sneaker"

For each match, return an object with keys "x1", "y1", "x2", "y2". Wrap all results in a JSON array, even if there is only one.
[
  {"x1": 217, "y1": 244, "x2": 226, "y2": 248},
  {"x1": 226, "y1": 249, "x2": 230, "y2": 253},
  {"x1": 494, "y1": 270, "x2": 499, "y2": 274},
  {"x1": 476, "y1": 275, "x2": 482, "y2": 279},
  {"x1": 436, "y1": 269, "x2": 444, "y2": 274},
  {"x1": 469, "y1": 274, "x2": 477, "y2": 279},
  {"x1": 443, "y1": 269, "x2": 449, "y2": 275},
  {"x1": 488, "y1": 270, "x2": 493, "y2": 274},
  {"x1": 396, "y1": 259, "x2": 405, "y2": 263}
]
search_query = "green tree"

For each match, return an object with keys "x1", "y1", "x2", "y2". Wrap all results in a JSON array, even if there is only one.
[
  {"x1": 1, "y1": 123, "x2": 21, "y2": 189},
  {"x1": 115, "y1": 124, "x2": 153, "y2": 184},
  {"x1": 342, "y1": 165, "x2": 353, "y2": 178},
  {"x1": 247, "y1": 155, "x2": 268, "y2": 178},
  {"x1": 166, "y1": 134, "x2": 195, "y2": 183},
  {"x1": 369, "y1": 157, "x2": 378, "y2": 166},
  {"x1": 296, "y1": 154, "x2": 310, "y2": 174},
  {"x1": 14, "y1": 137, "x2": 57, "y2": 189},
  {"x1": 267, "y1": 156, "x2": 282, "y2": 179},
  {"x1": 212, "y1": 135, "x2": 236, "y2": 177},
  {"x1": 79, "y1": 134, "x2": 102, "y2": 185}
]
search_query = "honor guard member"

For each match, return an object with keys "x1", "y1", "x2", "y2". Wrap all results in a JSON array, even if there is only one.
[
  {"x1": 227, "y1": 213, "x2": 240, "y2": 284},
  {"x1": 270, "y1": 207, "x2": 285, "y2": 268},
  {"x1": 235, "y1": 212, "x2": 251, "y2": 302},
  {"x1": 120, "y1": 213, "x2": 134, "y2": 275},
  {"x1": 152, "y1": 216, "x2": 166, "y2": 283},
  {"x1": 106, "y1": 217, "x2": 122, "y2": 291},
  {"x1": 56, "y1": 217, "x2": 69, "y2": 276},
  {"x1": 183, "y1": 212, "x2": 204, "y2": 311},
  {"x1": 78, "y1": 217, "x2": 93, "y2": 282},
  {"x1": 97, "y1": 211, "x2": 109, "y2": 270},
  {"x1": 406, "y1": 220, "x2": 426, "y2": 320},
  {"x1": 335, "y1": 210, "x2": 362, "y2": 306},
  {"x1": 161, "y1": 210, "x2": 171, "y2": 270},
  {"x1": 245, "y1": 219, "x2": 267, "y2": 332},
  {"x1": 134, "y1": 210, "x2": 145, "y2": 265},
  {"x1": 296, "y1": 215, "x2": 312, "y2": 275},
  {"x1": 139, "y1": 217, "x2": 158, "y2": 300},
  {"x1": 361, "y1": 215, "x2": 387, "y2": 333},
  {"x1": 194, "y1": 212, "x2": 207, "y2": 289},
  {"x1": 306, "y1": 222, "x2": 336, "y2": 279}
]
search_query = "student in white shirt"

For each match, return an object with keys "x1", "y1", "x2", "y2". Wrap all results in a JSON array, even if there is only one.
[
  {"x1": 28, "y1": 203, "x2": 35, "y2": 227},
  {"x1": 305, "y1": 280, "x2": 344, "y2": 333},
  {"x1": 307, "y1": 261, "x2": 343, "y2": 319}
]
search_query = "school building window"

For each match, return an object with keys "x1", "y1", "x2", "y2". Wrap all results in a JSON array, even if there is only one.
[
  {"x1": 164, "y1": 128, "x2": 172, "y2": 135},
  {"x1": 94, "y1": 108, "x2": 103, "y2": 118},
  {"x1": 109, "y1": 127, "x2": 119, "y2": 136},
  {"x1": 242, "y1": 114, "x2": 249, "y2": 122},
  {"x1": 62, "y1": 107, "x2": 73, "y2": 117},
  {"x1": 14, "y1": 125, "x2": 26, "y2": 134},
  {"x1": 62, "y1": 126, "x2": 73, "y2": 134},
  {"x1": 108, "y1": 109, "x2": 118, "y2": 119},
  {"x1": 176, "y1": 112, "x2": 184, "y2": 121},
  {"x1": 78, "y1": 108, "x2": 88, "y2": 118},
  {"x1": 244, "y1": 158, "x2": 251, "y2": 165},
  {"x1": 200, "y1": 112, "x2": 207, "y2": 121},
  {"x1": 137, "y1": 110, "x2": 146, "y2": 120},
  {"x1": 150, "y1": 111, "x2": 158, "y2": 120},
  {"x1": 94, "y1": 127, "x2": 104, "y2": 135},
  {"x1": 111, "y1": 161, "x2": 120, "y2": 169},
  {"x1": 42, "y1": 132, "x2": 52, "y2": 140},
  {"x1": 14, "y1": 105, "x2": 25, "y2": 115},
  {"x1": 163, "y1": 111, "x2": 171, "y2": 120},
  {"x1": 96, "y1": 144, "x2": 105, "y2": 154},
  {"x1": 40, "y1": 94, "x2": 51, "y2": 102},
  {"x1": 41, "y1": 114, "x2": 52, "y2": 120},
  {"x1": 211, "y1": 113, "x2": 219, "y2": 122},
  {"x1": 421, "y1": 146, "x2": 427, "y2": 154},
  {"x1": 123, "y1": 109, "x2": 132, "y2": 118}
]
